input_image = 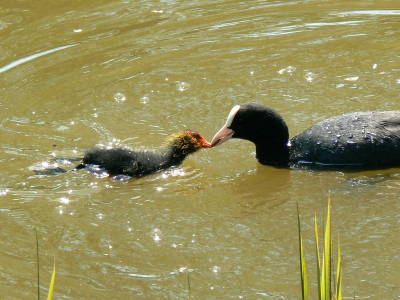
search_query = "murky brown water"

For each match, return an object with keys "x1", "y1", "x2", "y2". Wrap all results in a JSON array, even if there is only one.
[{"x1": 1, "y1": 1, "x2": 400, "y2": 299}]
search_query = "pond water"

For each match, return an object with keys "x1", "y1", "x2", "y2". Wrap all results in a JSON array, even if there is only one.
[{"x1": 1, "y1": 1, "x2": 399, "y2": 299}]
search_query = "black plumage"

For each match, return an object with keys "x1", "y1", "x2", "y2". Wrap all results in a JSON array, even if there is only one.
[
  {"x1": 36, "y1": 130, "x2": 210, "y2": 177},
  {"x1": 211, "y1": 103, "x2": 400, "y2": 169}
]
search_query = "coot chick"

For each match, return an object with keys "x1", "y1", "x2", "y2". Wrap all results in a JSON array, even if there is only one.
[
  {"x1": 211, "y1": 103, "x2": 400, "y2": 169},
  {"x1": 37, "y1": 130, "x2": 211, "y2": 177}
]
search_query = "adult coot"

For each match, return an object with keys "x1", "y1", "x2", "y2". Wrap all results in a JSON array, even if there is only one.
[
  {"x1": 210, "y1": 103, "x2": 400, "y2": 169},
  {"x1": 36, "y1": 130, "x2": 211, "y2": 177}
]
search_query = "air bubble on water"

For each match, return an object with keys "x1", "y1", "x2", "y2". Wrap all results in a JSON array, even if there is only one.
[
  {"x1": 212, "y1": 266, "x2": 220, "y2": 273},
  {"x1": 344, "y1": 76, "x2": 359, "y2": 82},
  {"x1": 304, "y1": 71, "x2": 317, "y2": 82},
  {"x1": 114, "y1": 92, "x2": 126, "y2": 103},
  {"x1": 0, "y1": 188, "x2": 9, "y2": 196},
  {"x1": 176, "y1": 81, "x2": 191, "y2": 91},
  {"x1": 140, "y1": 96, "x2": 149, "y2": 104},
  {"x1": 278, "y1": 66, "x2": 296, "y2": 75},
  {"x1": 286, "y1": 66, "x2": 296, "y2": 74},
  {"x1": 152, "y1": 228, "x2": 162, "y2": 243}
]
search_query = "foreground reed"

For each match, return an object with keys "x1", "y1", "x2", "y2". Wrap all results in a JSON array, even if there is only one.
[
  {"x1": 36, "y1": 227, "x2": 56, "y2": 300},
  {"x1": 297, "y1": 198, "x2": 342, "y2": 300}
]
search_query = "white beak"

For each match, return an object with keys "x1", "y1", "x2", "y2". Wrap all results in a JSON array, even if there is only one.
[
  {"x1": 211, "y1": 126, "x2": 234, "y2": 147},
  {"x1": 210, "y1": 105, "x2": 241, "y2": 147}
]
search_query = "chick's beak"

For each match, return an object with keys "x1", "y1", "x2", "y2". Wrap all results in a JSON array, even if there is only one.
[
  {"x1": 201, "y1": 139, "x2": 212, "y2": 148},
  {"x1": 210, "y1": 126, "x2": 234, "y2": 147},
  {"x1": 197, "y1": 135, "x2": 211, "y2": 148}
]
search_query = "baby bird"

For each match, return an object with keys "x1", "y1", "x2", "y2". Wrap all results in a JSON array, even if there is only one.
[{"x1": 36, "y1": 130, "x2": 211, "y2": 177}]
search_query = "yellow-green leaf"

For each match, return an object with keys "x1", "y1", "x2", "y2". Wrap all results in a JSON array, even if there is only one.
[{"x1": 47, "y1": 261, "x2": 56, "y2": 300}]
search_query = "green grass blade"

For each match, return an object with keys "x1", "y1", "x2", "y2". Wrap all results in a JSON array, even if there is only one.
[
  {"x1": 47, "y1": 261, "x2": 56, "y2": 300},
  {"x1": 314, "y1": 213, "x2": 322, "y2": 300},
  {"x1": 36, "y1": 227, "x2": 40, "y2": 300},
  {"x1": 299, "y1": 197, "x2": 343, "y2": 300},
  {"x1": 324, "y1": 198, "x2": 331, "y2": 299},
  {"x1": 320, "y1": 198, "x2": 331, "y2": 300},
  {"x1": 335, "y1": 236, "x2": 342, "y2": 300},
  {"x1": 187, "y1": 273, "x2": 192, "y2": 300},
  {"x1": 300, "y1": 235, "x2": 308, "y2": 299},
  {"x1": 297, "y1": 203, "x2": 308, "y2": 300},
  {"x1": 330, "y1": 234, "x2": 333, "y2": 300}
]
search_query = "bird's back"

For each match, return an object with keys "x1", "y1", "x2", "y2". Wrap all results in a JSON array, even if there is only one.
[
  {"x1": 289, "y1": 111, "x2": 400, "y2": 167},
  {"x1": 82, "y1": 147, "x2": 166, "y2": 177}
]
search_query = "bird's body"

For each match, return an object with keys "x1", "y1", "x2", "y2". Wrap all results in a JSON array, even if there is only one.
[
  {"x1": 75, "y1": 147, "x2": 171, "y2": 177},
  {"x1": 211, "y1": 104, "x2": 400, "y2": 169},
  {"x1": 36, "y1": 130, "x2": 210, "y2": 177},
  {"x1": 290, "y1": 111, "x2": 400, "y2": 167},
  {"x1": 76, "y1": 130, "x2": 211, "y2": 177}
]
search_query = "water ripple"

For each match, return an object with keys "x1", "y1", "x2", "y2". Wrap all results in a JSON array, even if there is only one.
[{"x1": 0, "y1": 43, "x2": 77, "y2": 73}]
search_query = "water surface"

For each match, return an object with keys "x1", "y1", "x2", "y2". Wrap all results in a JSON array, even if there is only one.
[{"x1": 1, "y1": 1, "x2": 399, "y2": 299}]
